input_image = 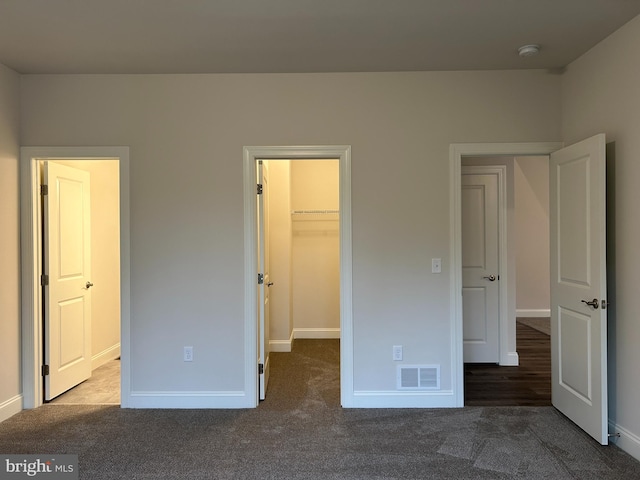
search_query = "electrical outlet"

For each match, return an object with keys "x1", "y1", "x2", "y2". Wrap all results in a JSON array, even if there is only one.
[
  {"x1": 393, "y1": 345, "x2": 403, "y2": 361},
  {"x1": 184, "y1": 346, "x2": 193, "y2": 362}
]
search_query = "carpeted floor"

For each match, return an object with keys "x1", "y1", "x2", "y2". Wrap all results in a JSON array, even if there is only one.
[{"x1": 1, "y1": 339, "x2": 639, "y2": 479}]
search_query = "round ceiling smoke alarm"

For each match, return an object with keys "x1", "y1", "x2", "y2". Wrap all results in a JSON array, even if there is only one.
[{"x1": 518, "y1": 44, "x2": 540, "y2": 57}]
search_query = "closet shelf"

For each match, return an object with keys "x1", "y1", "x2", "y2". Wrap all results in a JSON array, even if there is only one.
[
  {"x1": 291, "y1": 210, "x2": 339, "y2": 215},
  {"x1": 291, "y1": 210, "x2": 340, "y2": 223}
]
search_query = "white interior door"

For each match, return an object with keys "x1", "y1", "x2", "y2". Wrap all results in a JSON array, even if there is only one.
[
  {"x1": 43, "y1": 161, "x2": 93, "y2": 401},
  {"x1": 550, "y1": 134, "x2": 608, "y2": 445},
  {"x1": 257, "y1": 160, "x2": 271, "y2": 400},
  {"x1": 462, "y1": 168, "x2": 501, "y2": 363}
]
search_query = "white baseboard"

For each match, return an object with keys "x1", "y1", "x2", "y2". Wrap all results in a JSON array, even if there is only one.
[
  {"x1": 500, "y1": 351, "x2": 519, "y2": 366},
  {"x1": 293, "y1": 328, "x2": 340, "y2": 339},
  {"x1": 609, "y1": 421, "x2": 640, "y2": 462},
  {"x1": 270, "y1": 331, "x2": 294, "y2": 352},
  {"x1": 92, "y1": 343, "x2": 121, "y2": 370},
  {"x1": 127, "y1": 391, "x2": 252, "y2": 409},
  {"x1": 348, "y1": 390, "x2": 457, "y2": 408},
  {"x1": 0, "y1": 394, "x2": 23, "y2": 423},
  {"x1": 516, "y1": 309, "x2": 550, "y2": 318}
]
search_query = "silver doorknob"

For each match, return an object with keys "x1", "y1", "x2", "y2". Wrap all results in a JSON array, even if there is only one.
[
  {"x1": 581, "y1": 298, "x2": 599, "y2": 309},
  {"x1": 86, "y1": 281, "x2": 94, "y2": 289},
  {"x1": 482, "y1": 275, "x2": 496, "y2": 282}
]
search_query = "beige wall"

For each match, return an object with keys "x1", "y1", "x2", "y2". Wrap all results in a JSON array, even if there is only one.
[
  {"x1": 52, "y1": 160, "x2": 121, "y2": 368},
  {"x1": 19, "y1": 70, "x2": 561, "y2": 398},
  {"x1": 267, "y1": 160, "x2": 293, "y2": 345},
  {"x1": 0, "y1": 63, "x2": 21, "y2": 421},
  {"x1": 514, "y1": 156, "x2": 550, "y2": 315},
  {"x1": 562, "y1": 13, "x2": 640, "y2": 457},
  {"x1": 291, "y1": 160, "x2": 340, "y2": 334}
]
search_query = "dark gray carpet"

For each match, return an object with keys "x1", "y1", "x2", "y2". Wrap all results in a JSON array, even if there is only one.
[{"x1": 1, "y1": 339, "x2": 639, "y2": 479}]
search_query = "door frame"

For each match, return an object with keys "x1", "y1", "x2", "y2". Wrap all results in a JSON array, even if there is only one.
[
  {"x1": 20, "y1": 146, "x2": 131, "y2": 409},
  {"x1": 243, "y1": 145, "x2": 352, "y2": 407},
  {"x1": 450, "y1": 142, "x2": 562, "y2": 406}
]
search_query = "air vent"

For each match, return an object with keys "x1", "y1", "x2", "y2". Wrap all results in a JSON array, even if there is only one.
[{"x1": 397, "y1": 365, "x2": 440, "y2": 390}]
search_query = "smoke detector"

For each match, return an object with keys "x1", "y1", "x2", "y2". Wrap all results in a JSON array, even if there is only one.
[{"x1": 518, "y1": 44, "x2": 540, "y2": 57}]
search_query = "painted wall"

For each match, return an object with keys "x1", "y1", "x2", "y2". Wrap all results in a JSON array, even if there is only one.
[
  {"x1": 561, "y1": 13, "x2": 640, "y2": 459},
  {"x1": 0, "y1": 63, "x2": 21, "y2": 421},
  {"x1": 514, "y1": 156, "x2": 550, "y2": 316},
  {"x1": 52, "y1": 160, "x2": 121, "y2": 368},
  {"x1": 267, "y1": 160, "x2": 293, "y2": 348},
  {"x1": 291, "y1": 160, "x2": 340, "y2": 335},
  {"x1": 19, "y1": 70, "x2": 561, "y2": 403}
]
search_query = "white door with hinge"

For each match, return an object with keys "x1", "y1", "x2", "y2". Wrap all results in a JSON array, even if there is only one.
[
  {"x1": 43, "y1": 161, "x2": 93, "y2": 401},
  {"x1": 550, "y1": 134, "x2": 608, "y2": 445},
  {"x1": 257, "y1": 161, "x2": 271, "y2": 400},
  {"x1": 462, "y1": 167, "x2": 502, "y2": 363}
]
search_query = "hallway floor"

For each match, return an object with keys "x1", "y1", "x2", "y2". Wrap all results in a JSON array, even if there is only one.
[{"x1": 48, "y1": 359, "x2": 120, "y2": 405}]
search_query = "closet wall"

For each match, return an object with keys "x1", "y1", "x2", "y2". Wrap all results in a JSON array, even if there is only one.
[
  {"x1": 291, "y1": 160, "x2": 340, "y2": 337},
  {"x1": 269, "y1": 160, "x2": 340, "y2": 350}
]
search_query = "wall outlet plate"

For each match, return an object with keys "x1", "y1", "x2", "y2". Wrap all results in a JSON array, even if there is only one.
[
  {"x1": 393, "y1": 345, "x2": 403, "y2": 361},
  {"x1": 184, "y1": 346, "x2": 193, "y2": 362}
]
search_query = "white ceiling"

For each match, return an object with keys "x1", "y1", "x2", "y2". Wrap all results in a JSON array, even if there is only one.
[{"x1": 1, "y1": 0, "x2": 639, "y2": 75}]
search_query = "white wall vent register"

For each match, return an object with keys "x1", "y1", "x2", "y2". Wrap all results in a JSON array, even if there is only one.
[{"x1": 397, "y1": 365, "x2": 440, "y2": 390}]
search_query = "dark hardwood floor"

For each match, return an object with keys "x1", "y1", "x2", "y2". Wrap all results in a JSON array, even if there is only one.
[{"x1": 464, "y1": 321, "x2": 551, "y2": 406}]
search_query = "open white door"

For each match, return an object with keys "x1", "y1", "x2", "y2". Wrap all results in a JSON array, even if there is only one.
[
  {"x1": 462, "y1": 168, "x2": 501, "y2": 363},
  {"x1": 43, "y1": 161, "x2": 93, "y2": 401},
  {"x1": 257, "y1": 161, "x2": 271, "y2": 400},
  {"x1": 550, "y1": 134, "x2": 608, "y2": 445}
]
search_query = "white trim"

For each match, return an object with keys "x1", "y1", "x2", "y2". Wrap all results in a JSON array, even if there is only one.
[
  {"x1": 20, "y1": 147, "x2": 131, "y2": 409},
  {"x1": 609, "y1": 421, "x2": 640, "y2": 462},
  {"x1": 516, "y1": 309, "x2": 551, "y2": 318},
  {"x1": 503, "y1": 352, "x2": 519, "y2": 366},
  {"x1": 450, "y1": 142, "x2": 563, "y2": 407},
  {"x1": 91, "y1": 343, "x2": 121, "y2": 370},
  {"x1": 294, "y1": 328, "x2": 341, "y2": 339},
  {"x1": 0, "y1": 395, "x2": 23, "y2": 423},
  {"x1": 243, "y1": 145, "x2": 353, "y2": 408},
  {"x1": 350, "y1": 390, "x2": 456, "y2": 408},
  {"x1": 128, "y1": 391, "x2": 247, "y2": 409}
]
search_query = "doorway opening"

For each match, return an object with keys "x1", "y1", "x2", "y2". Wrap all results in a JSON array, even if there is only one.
[
  {"x1": 20, "y1": 147, "x2": 131, "y2": 409},
  {"x1": 461, "y1": 155, "x2": 552, "y2": 406},
  {"x1": 259, "y1": 159, "x2": 341, "y2": 406},
  {"x1": 243, "y1": 145, "x2": 353, "y2": 408}
]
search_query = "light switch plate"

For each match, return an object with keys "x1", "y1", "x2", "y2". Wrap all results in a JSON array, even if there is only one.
[{"x1": 432, "y1": 258, "x2": 442, "y2": 273}]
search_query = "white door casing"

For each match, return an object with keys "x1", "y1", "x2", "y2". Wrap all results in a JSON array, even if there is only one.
[
  {"x1": 43, "y1": 161, "x2": 93, "y2": 400},
  {"x1": 257, "y1": 161, "x2": 271, "y2": 400},
  {"x1": 451, "y1": 142, "x2": 563, "y2": 407},
  {"x1": 462, "y1": 167, "x2": 503, "y2": 363},
  {"x1": 550, "y1": 133, "x2": 608, "y2": 445},
  {"x1": 243, "y1": 145, "x2": 352, "y2": 408}
]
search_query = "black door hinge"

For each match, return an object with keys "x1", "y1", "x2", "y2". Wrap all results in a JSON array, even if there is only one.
[
  {"x1": 258, "y1": 363, "x2": 264, "y2": 375},
  {"x1": 40, "y1": 185, "x2": 48, "y2": 196},
  {"x1": 257, "y1": 184, "x2": 263, "y2": 195},
  {"x1": 41, "y1": 274, "x2": 49, "y2": 286},
  {"x1": 42, "y1": 365, "x2": 50, "y2": 376}
]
